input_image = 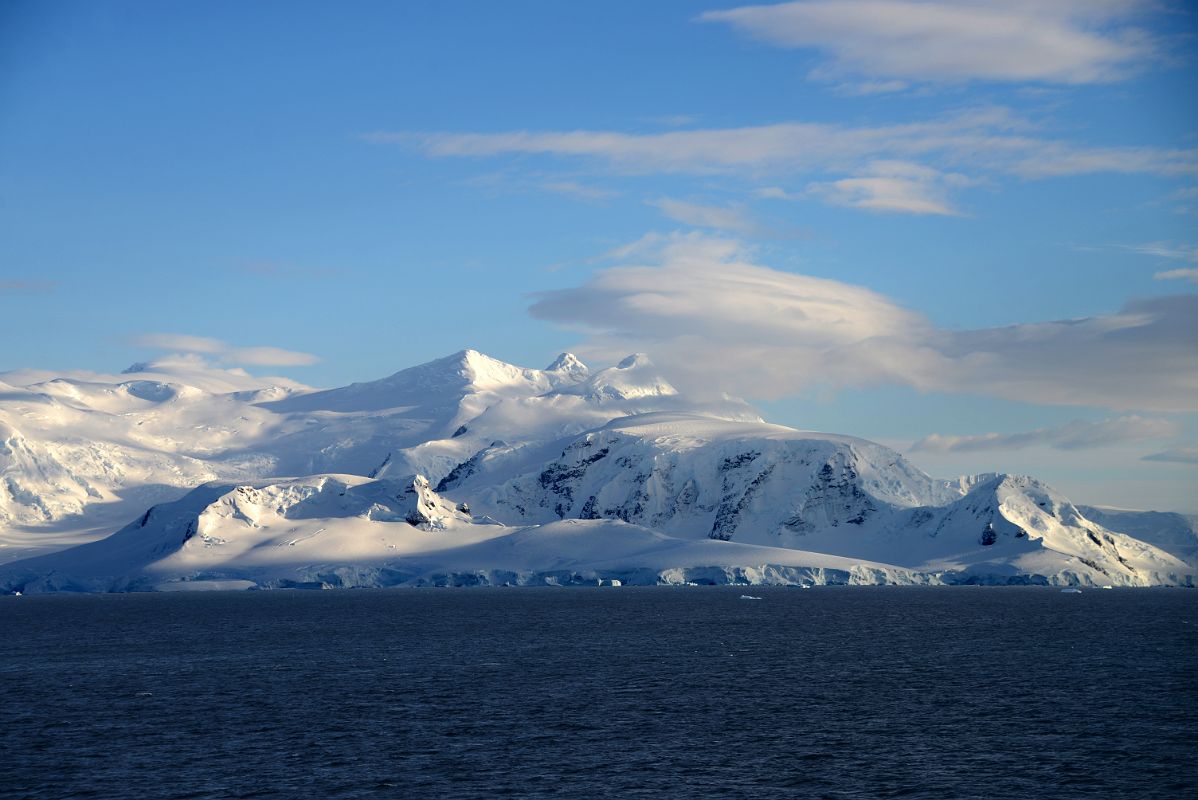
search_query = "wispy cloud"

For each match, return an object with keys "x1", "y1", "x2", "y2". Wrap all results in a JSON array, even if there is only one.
[
  {"x1": 1142, "y1": 446, "x2": 1198, "y2": 465},
  {"x1": 1155, "y1": 268, "x2": 1198, "y2": 283},
  {"x1": 807, "y1": 160, "x2": 970, "y2": 215},
  {"x1": 1120, "y1": 242, "x2": 1198, "y2": 261},
  {"x1": 699, "y1": 1, "x2": 1160, "y2": 86},
  {"x1": 1074, "y1": 241, "x2": 1198, "y2": 277},
  {"x1": 911, "y1": 416, "x2": 1182, "y2": 453},
  {"x1": 825, "y1": 77, "x2": 911, "y2": 96},
  {"x1": 540, "y1": 181, "x2": 619, "y2": 201},
  {"x1": 1093, "y1": 241, "x2": 1198, "y2": 282},
  {"x1": 367, "y1": 109, "x2": 1198, "y2": 223},
  {"x1": 756, "y1": 162, "x2": 970, "y2": 215},
  {"x1": 528, "y1": 233, "x2": 1198, "y2": 411},
  {"x1": 0, "y1": 280, "x2": 56, "y2": 295},
  {"x1": 129, "y1": 333, "x2": 320, "y2": 367},
  {"x1": 371, "y1": 107, "x2": 1180, "y2": 175},
  {"x1": 810, "y1": 176, "x2": 957, "y2": 215},
  {"x1": 649, "y1": 198, "x2": 764, "y2": 234},
  {"x1": 754, "y1": 186, "x2": 803, "y2": 201}
]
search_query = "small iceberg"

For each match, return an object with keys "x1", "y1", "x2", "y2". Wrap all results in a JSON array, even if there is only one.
[
  {"x1": 740, "y1": 594, "x2": 763, "y2": 600},
  {"x1": 1060, "y1": 588, "x2": 1083, "y2": 594}
]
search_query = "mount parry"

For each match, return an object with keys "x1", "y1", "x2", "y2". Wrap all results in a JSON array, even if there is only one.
[{"x1": 0, "y1": 350, "x2": 1193, "y2": 592}]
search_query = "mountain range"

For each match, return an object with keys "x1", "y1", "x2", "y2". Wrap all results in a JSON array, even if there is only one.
[{"x1": 1, "y1": 350, "x2": 1194, "y2": 591}]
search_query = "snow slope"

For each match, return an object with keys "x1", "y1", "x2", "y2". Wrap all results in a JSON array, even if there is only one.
[
  {"x1": 0, "y1": 350, "x2": 726, "y2": 561},
  {"x1": 1076, "y1": 506, "x2": 1198, "y2": 566},
  {"x1": 1, "y1": 473, "x2": 1185, "y2": 593},
  {"x1": 0, "y1": 475, "x2": 950, "y2": 592},
  {"x1": 434, "y1": 413, "x2": 1188, "y2": 586},
  {"x1": 1, "y1": 349, "x2": 1193, "y2": 589}
]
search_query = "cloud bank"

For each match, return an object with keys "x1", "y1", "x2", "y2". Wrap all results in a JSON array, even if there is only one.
[
  {"x1": 699, "y1": 0, "x2": 1159, "y2": 87},
  {"x1": 130, "y1": 333, "x2": 320, "y2": 367},
  {"x1": 369, "y1": 106, "x2": 1197, "y2": 217},
  {"x1": 529, "y1": 234, "x2": 1198, "y2": 411},
  {"x1": 372, "y1": 108, "x2": 1197, "y2": 180}
]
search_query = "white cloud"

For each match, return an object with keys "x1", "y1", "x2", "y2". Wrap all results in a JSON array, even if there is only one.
[
  {"x1": 1077, "y1": 242, "x2": 1198, "y2": 276},
  {"x1": 827, "y1": 77, "x2": 911, "y2": 95},
  {"x1": 808, "y1": 160, "x2": 969, "y2": 215},
  {"x1": 811, "y1": 176, "x2": 956, "y2": 215},
  {"x1": 1155, "y1": 268, "x2": 1198, "y2": 283},
  {"x1": 130, "y1": 333, "x2": 320, "y2": 367},
  {"x1": 699, "y1": 0, "x2": 1159, "y2": 86},
  {"x1": 540, "y1": 181, "x2": 619, "y2": 201},
  {"x1": 225, "y1": 346, "x2": 321, "y2": 367},
  {"x1": 1118, "y1": 241, "x2": 1198, "y2": 261},
  {"x1": 368, "y1": 109, "x2": 1198, "y2": 193},
  {"x1": 368, "y1": 109, "x2": 984, "y2": 171},
  {"x1": 754, "y1": 186, "x2": 802, "y2": 201},
  {"x1": 130, "y1": 333, "x2": 226, "y2": 354},
  {"x1": 649, "y1": 198, "x2": 763, "y2": 234},
  {"x1": 528, "y1": 233, "x2": 1198, "y2": 411},
  {"x1": 530, "y1": 232, "x2": 944, "y2": 397},
  {"x1": 911, "y1": 416, "x2": 1182, "y2": 453}
]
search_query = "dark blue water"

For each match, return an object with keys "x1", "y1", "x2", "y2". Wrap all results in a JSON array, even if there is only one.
[{"x1": 1, "y1": 587, "x2": 1194, "y2": 799}]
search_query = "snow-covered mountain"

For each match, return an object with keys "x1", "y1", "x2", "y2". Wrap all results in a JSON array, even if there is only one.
[
  {"x1": 432, "y1": 413, "x2": 1188, "y2": 586},
  {"x1": 0, "y1": 350, "x2": 1192, "y2": 591},
  {"x1": 0, "y1": 350, "x2": 735, "y2": 558},
  {"x1": 1075, "y1": 506, "x2": 1198, "y2": 567}
]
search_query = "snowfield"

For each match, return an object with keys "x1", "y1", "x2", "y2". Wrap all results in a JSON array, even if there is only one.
[{"x1": 0, "y1": 350, "x2": 1193, "y2": 592}]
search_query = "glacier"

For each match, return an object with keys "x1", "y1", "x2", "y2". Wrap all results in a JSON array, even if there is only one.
[{"x1": 0, "y1": 349, "x2": 1193, "y2": 592}]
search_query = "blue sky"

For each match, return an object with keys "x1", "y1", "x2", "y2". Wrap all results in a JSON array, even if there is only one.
[{"x1": 2, "y1": 0, "x2": 1196, "y2": 510}]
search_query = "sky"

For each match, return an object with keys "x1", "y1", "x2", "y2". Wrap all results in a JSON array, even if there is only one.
[{"x1": 1, "y1": 0, "x2": 1196, "y2": 511}]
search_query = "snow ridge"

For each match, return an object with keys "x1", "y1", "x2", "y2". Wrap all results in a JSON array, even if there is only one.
[{"x1": 0, "y1": 349, "x2": 1192, "y2": 590}]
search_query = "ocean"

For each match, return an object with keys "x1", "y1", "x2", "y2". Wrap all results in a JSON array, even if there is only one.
[{"x1": 1, "y1": 586, "x2": 1194, "y2": 799}]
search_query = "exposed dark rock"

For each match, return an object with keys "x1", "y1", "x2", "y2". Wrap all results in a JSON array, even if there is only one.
[
  {"x1": 437, "y1": 449, "x2": 486, "y2": 492},
  {"x1": 579, "y1": 496, "x2": 600, "y2": 520},
  {"x1": 720, "y1": 452, "x2": 760, "y2": 472},
  {"x1": 711, "y1": 464, "x2": 776, "y2": 540}
]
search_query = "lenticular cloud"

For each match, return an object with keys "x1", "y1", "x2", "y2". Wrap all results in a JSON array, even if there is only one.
[{"x1": 529, "y1": 233, "x2": 1198, "y2": 411}]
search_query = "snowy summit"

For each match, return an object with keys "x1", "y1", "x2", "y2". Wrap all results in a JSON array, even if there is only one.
[{"x1": 0, "y1": 350, "x2": 1193, "y2": 592}]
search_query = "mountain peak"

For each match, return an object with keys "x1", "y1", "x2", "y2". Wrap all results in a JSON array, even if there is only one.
[
  {"x1": 448, "y1": 350, "x2": 545, "y2": 391},
  {"x1": 264, "y1": 349, "x2": 549, "y2": 413},
  {"x1": 545, "y1": 352, "x2": 590, "y2": 381},
  {"x1": 617, "y1": 353, "x2": 652, "y2": 369},
  {"x1": 436, "y1": 348, "x2": 506, "y2": 372},
  {"x1": 571, "y1": 353, "x2": 677, "y2": 401}
]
